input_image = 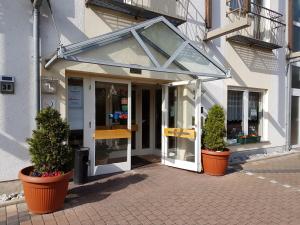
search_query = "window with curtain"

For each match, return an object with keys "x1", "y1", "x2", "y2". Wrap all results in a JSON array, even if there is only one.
[
  {"x1": 248, "y1": 92, "x2": 261, "y2": 135},
  {"x1": 227, "y1": 90, "x2": 243, "y2": 140},
  {"x1": 227, "y1": 90, "x2": 263, "y2": 142}
]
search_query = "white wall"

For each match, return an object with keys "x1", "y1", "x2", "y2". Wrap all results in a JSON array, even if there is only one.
[
  {"x1": 0, "y1": 0, "x2": 35, "y2": 181},
  {"x1": 0, "y1": 0, "x2": 85, "y2": 181}
]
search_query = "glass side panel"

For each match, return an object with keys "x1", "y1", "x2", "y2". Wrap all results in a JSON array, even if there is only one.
[
  {"x1": 292, "y1": 66, "x2": 300, "y2": 89},
  {"x1": 68, "y1": 78, "x2": 84, "y2": 148},
  {"x1": 139, "y1": 22, "x2": 185, "y2": 57},
  {"x1": 291, "y1": 96, "x2": 300, "y2": 145},
  {"x1": 227, "y1": 90, "x2": 243, "y2": 140},
  {"x1": 155, "y1": 89, "x2": 162, "y2": 149},
  {"x1": 95, "y1": 87, "x2": 106, "y2": 127},
  {"x1": 73, "y1": 34, "x2": 154, "y2": 67},
  {"x1": 132, "y1": 89, "x2": 136, "y2": 150},
  {"x1": 95, "y1": 81, "x2": 128, "y2": 165},
  {"x1": 172, "y1": 44, "x2": 225, "y2": 75},
  {"x1": 167, "y1": 85, "x2": 195, "y2": 162},
  {"x1": 142, "y1": 89, "x2": 150, "y2": 149}
]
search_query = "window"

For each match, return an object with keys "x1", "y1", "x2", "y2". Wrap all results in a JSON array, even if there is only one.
[
  {"x1": 248, "y1": 92, "x2": 262, "y2": 135},
  {"x1": 227, "y1": 91, "x2": 243, "y2": 140},
  {"x1": 227, "y1": 89, "x2": 263, "y2": 143},
  {"x1": 292, "y1": 65, "x2": 300, "y2": 89},
  {"x1": 230, "y1": 0, "x2": 243, "y2": 10},
  {"x1": 292, "y1": 0, "x2": 300, "y2": 52}
]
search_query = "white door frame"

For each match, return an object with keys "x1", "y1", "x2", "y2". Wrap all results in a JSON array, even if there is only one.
[
  {"x1": 291, "y1": 88, "x2": 300, "y2": 148},
  {"x1": 161, "y1": 80, "x2": 202, "y2": 172},
  {"x1": 132, "y1": 85, "x2": 156, "y2": 156},
  {"x1": 289, "y1": 61, "x2": 300, "y2": 149},
  {"x1": 84, "y1": 76, "x2": 132, "y2": 176}
]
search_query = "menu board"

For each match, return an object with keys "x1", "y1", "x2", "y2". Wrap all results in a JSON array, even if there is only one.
[
  {"x1": 68, "y1": 86, "x2": 83, "y2": 108},
  {"x1": 68, "y1": 85, "x2": 84, "y2": 130}
]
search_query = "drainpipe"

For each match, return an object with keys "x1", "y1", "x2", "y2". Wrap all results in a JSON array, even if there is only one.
[
  {"x1": 32, "y1": 0, "x2": 43, "y2": 112},
  {"x1": 285, "y1": 61, "x2": 291, "y2": 152}
]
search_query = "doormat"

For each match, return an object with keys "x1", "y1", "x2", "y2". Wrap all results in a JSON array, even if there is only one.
[{"x1": 131, "y1": 156, "x2": 153, "y2": 169}]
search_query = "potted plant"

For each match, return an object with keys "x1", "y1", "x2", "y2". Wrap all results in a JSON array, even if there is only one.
[
  {"x1": 237, "y1": 133, "x2": 261, "y2": 144},
  {"x1": 19, "y1": 107, "x2": 74, "y2": 214},
  {"x1": 201, "y1": 105, "x2": 230, "y2": 176}
]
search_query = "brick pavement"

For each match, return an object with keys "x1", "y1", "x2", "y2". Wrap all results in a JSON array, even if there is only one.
[
  {"x1": 1, "y1": 155, "x2": 300, "y2": 225},
  {"x1": 240, "y1": 152, "x2": 300, "y2": 189}
]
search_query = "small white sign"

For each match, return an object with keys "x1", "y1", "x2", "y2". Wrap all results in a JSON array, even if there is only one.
[{"x1": 68, "y1": 86, "x2": 82, "y2": 108}]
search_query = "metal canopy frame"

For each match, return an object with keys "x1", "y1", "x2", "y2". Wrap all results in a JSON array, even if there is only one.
[{"x1": 45, "y1": 16, "x2": 231, "y2": 81}]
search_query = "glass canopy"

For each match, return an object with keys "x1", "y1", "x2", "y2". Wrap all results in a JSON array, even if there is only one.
[{"x1": 45, "y1": 16, "x2": 229, "y2": 80}]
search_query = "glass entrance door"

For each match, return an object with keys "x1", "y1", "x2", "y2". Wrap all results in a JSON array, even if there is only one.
[
  {"x1": 162, "y1": 82, "x2": 202, "y2": 172},
  {"x1": 87, "y1": 78, "x2": 131, "y2": 175},
  {"x1": 291, "y1": 65, "x2": 300, "y2": 148}
]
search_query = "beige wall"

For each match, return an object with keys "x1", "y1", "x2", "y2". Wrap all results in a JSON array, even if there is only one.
[{"x1": 42, "y1": 0, "x2": 287, "y2": 151}]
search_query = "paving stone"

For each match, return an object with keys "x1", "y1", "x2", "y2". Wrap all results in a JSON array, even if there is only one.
[{"x1": 3, "y1": 154, "x2": 300, "y2": 224}]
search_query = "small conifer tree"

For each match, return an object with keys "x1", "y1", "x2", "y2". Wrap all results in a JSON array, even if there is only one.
[
  {"x1": 27, "y1": 107, "x2": 74, "y2": 174},
  {"x1": 203, "y1": 105, "x2": 226, "y2": 151}
]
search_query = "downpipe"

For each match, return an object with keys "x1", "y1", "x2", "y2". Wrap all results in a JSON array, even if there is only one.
[
  {"x1": 285, "y1": 62, "x2": 291, "y2": 152},
  {"x1": 32, "y1": 0, "x2": 43, "y2": 112}
]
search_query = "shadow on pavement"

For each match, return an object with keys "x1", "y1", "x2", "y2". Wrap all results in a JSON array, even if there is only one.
[
  {"x1": 242, "y1": 169, "x2": 300, "y2": 173},
  {"x1": 227, "y1": 164, "x2": 243, "y2": 175},
  {"x1": 65, "y1": 173, "x2": 148, "y2": 206}
]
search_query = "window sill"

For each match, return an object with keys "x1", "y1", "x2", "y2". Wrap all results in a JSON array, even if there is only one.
[{"x1": 227, "y1": 141, "x2": 271, "y2": 152}]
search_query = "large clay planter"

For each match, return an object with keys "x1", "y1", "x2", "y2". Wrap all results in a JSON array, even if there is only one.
[
  {"x1": 201, "y1": 149, "x2": 230, "y2": 176},
  {"x1": 19, "y1": 166, "x2": 73, "y2": 214}
]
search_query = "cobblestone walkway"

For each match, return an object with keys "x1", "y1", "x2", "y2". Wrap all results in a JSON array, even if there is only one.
[{"x1": 1, "y1": 153, "x2": 300, "y2": 225}]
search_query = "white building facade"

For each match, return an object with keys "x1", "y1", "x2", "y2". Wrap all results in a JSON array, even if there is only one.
[{"x1": 0, "y1": 0, "x2": 297, "y2": 181}]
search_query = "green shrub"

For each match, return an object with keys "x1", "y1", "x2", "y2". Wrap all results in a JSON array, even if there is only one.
[
  {"x1": 203, "y1": 105, "x2": 226, "y2": 151},
  {"x1": 27, "y1": 107, "x2": 74, "y2": 173}
]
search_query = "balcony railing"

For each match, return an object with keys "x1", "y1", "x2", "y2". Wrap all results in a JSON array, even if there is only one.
[
  {"x1": 86, "y1": 0, "x2": 189, "y2": 26},
  {"x1": 226, "y1": 0, "x2": 285, "y2": 49}
]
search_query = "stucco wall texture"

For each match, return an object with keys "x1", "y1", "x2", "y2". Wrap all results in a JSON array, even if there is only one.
[
  {"x1": 0, "y1": 0, "x2": 288, "y2": 181},
  {"x1": 0, "y1": 0, "x2": 85, "y2": 181}
]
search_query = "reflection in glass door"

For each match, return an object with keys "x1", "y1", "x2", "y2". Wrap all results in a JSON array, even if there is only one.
[
  {"x1": 167, "y1": 86, "x2": 195, "y2": 162},
  {"x1": 291, "y1": 65, "x2": 300, "y2": 147},
  {"x1": 142, "y1": 89, "x2": 150, "y2": 149},
  {"x1": 291, "y1": 96, "x2": 300, "y2": 146},
  {"x1": 91, "y1": 79, "x2": 131, "y2": 175},
  {"x1": 162, "y1": 82, "x2": 201, "y2": 172}
]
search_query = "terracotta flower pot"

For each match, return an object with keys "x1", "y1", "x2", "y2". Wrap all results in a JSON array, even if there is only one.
[
  {"x1": 201, "y1": 149, "x2": 230, "y2": 176},
  {"x1": 19, "y1": 166, "x2": 73, "y2": 214}
]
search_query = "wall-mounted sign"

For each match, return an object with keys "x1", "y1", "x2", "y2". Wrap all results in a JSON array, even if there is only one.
[
  {"x1": 0, "y1": 76, "x2": 15, "y2": 94},
  {"x1": 68, "y1": 86, "x2": 83, "y2": 108},
  {"x1": 41, "y1": 78, "x2": 58, "y2": 94},
  {"x1": 163, "y1": 128, "x2": 196, "y2": 139}
]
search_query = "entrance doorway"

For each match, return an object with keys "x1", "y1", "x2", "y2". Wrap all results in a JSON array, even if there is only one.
[
  {"x1": 82, "y1": 77, "x2": 163, "y2": 176},
  {"x1": 161, "y1": 81, "x2": 201, "y2": 172},
  {"x1": 131, "y1": 85, "x2": 162, "y2": 169},
  {"x1": 73, "y1": 77, "x2": 202, "y2": 176}
]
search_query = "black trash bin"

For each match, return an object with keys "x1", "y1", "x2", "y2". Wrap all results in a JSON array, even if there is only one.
[{"x1": 74, "y1": 147, "x2": 89, "y2": 184}]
